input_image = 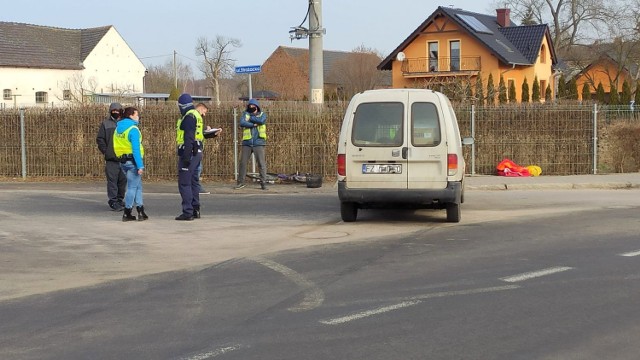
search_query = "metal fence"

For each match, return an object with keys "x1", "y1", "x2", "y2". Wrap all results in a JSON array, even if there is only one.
[{"x1": 1, "y1": 102, "x2": 640, "y2": 180}]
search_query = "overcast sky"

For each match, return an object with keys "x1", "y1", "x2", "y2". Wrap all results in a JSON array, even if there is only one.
[{"x1": 4, "y1": 0, "x2": 496, "y2": 73}]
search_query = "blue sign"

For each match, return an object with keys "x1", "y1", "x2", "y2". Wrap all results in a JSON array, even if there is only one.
[{"x1": 235, "y1": 65, "x2": 262, "y2": 74}]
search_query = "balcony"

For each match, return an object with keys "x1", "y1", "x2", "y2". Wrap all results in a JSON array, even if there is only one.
[{"x1": 400, "y1": 56, "x2": 481, "y2": 77}]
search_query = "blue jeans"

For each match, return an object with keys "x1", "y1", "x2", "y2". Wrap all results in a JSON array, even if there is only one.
[
  {"x1": 120, "y1": 161, "x2": 143, "y2": 208},
  {"x1": 196, "y1": 161, "x2": 206, "y2": 193}
]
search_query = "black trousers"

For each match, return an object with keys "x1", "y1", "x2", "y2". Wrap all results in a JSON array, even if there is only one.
[
  {"x1": 105, "y1": 160, "x2": 126, "y2": 204},
  {"x1": 177, "y1": 152, "x2": 202, "y2": 216}
]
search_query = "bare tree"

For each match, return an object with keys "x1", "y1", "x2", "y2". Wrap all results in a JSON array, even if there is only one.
[
  {"x1": 57, "y1": 73, "x2": 98, "y2": 104},
  {"x1": 145, "y1": 59, "x2": 194, "y2": 94},
  {"x1": 195, "y1": 35, "x2": 241, "y2": 106},
  {"x1": 328, "y1": 45, "x2": 387, "y2": 99},
  {"x1": 493, "y1": 0, "x2": 622, "y2": 54}
]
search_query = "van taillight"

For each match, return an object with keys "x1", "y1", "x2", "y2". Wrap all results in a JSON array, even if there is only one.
[
  {"x1": 337, "y1": 154, "x2": 346, "y2": 176},
  {"x1": 448, "y1": 154, "x2": 458, "y2": 176}
]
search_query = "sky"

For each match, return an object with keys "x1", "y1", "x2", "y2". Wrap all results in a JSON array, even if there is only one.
[{"x1": 4, "y1": 0, "x2": 497, "y2": 75}]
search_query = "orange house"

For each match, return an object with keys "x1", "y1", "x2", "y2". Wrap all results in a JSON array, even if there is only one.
[
  {"x1": 572, "y1": 55, "x2": 634, "y2": 101},
  {"x1": 378, "y1": 7, "x2": 558, "y2": 103}
]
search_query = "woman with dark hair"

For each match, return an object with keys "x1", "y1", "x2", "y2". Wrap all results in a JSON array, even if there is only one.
[{"x1": 113, "y1": 106, "x2": 149, "y2": 221}]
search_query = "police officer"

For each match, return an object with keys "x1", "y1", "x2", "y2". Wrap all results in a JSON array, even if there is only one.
[{"x1": 175, "y1": 94, "x2": 218, "y2": 220}]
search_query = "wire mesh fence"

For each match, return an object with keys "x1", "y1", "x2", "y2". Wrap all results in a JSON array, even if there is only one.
[{"x1": 1, "y1": 102, "x2": 640, "y2": 180}]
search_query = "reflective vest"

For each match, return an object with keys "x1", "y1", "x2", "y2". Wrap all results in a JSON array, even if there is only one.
[
  {"x1": 113, "y1": 124, "x2": 144, "y2": 158},
  {"x1": 242, "y1": 113, "x2": 267, "y2": 141},
  {"x1": 176, "y1": 109, "x2": 204, "y2": 145}
]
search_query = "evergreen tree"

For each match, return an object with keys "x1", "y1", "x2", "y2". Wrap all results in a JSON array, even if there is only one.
[
  {"x1": 544, "y1": 84, "x2": 552, "y2": 102},
  {"x1": 508, "y1": 80, "x2": 516, "y2": 103},
  {"x1": 521, "y1": 77, "x2": 530, "y2": 103},
  {"x1": 168, "y1": 87, "x2": 180, "y2": 101},
  {"x1": 558, "y1": 73, "x2": 567, "y2": 99},
  {"x1": 596, "y1": 82, "x2": 606, "y2": 103},
  {"x1": 609, "y1": 82, "x2": 620, "y2": 105},
  {"x1": 498, "y1": 75, "x2": 507, "y2": 104},
  {"x1": 486, "y1": 73, "x2": 495, "y2": 105},
  {"x1": 621, "y1": 79, "x2": 631, "y2": 105},
  {"x1": 532, "y1": 75, "x2": 540, "y2": 102},
  {"x1": 581, "y1": 83, "x2": 591, "y2": 102},
  {"x1": 568, "y1": 78, "x2": 578, "y2": 100},
  {"x1": 635, "y1": 81, "x2": 640, "y2": 106},
  {"x1": 475, "y1": 77, "x2": 484, "y2": 105}
]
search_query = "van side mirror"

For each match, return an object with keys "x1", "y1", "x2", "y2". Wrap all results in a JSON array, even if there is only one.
[{"x1": 461, "y1": 137, "x2": 474, "y2": 145}]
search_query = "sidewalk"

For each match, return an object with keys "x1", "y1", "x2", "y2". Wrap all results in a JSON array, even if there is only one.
[{"x1": 1, "y1": 173, "x2": 640, "y2": 193}]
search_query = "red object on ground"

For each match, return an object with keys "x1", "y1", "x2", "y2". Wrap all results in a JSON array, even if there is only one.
[{"x1": 496, "y1": 158, "x2": 531, "y2": 177}]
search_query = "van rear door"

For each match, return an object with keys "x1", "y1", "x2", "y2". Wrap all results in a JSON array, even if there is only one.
[
  {"x1": 406, "y1": 92, "x2": 448, "y2": 190},
  {"x1": 345, "y1": 93, "x2": 408, "y2": 189}
]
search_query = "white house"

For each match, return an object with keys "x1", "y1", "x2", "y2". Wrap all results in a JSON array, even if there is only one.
[{"x1": 0, "y1": 22, "x2": 146, "y2": 107}]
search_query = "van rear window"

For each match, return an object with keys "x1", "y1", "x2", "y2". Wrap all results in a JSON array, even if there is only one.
[
  {"x1": 411, "y1": 102, "x2": 441, "y2": 146},
  {"x1": 352, "y1": 102, "x2": 403, "y2": 147}
]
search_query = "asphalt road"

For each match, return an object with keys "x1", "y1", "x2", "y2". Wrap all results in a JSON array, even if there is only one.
[{"x1": 1, "y1": 185, "x2": 640, "y2": 359}]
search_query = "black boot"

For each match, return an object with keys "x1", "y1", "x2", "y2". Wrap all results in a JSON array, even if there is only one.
[
  {"x1": 136, "y1": 206, "x2": 149, "y2": 221},
  {"x1": 122, "y1": 208, "x2": 137, "y2": 222},
  {"x1": 193, "y1": 205, "x2": 201, "y2": 219}
]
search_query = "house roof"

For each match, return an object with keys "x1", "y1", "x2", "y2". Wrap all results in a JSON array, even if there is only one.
[
  {"x1": 378, "y1": 6, "x2": 557, "y2": 70},
  {"x1": 0, "y1": 21, "x2": 111, "y2": 70},
  {"x1": 276, "y1": 46, "x2": 391, "y2": 86}
]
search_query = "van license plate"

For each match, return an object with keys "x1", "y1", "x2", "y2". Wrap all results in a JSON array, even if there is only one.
[{"x1": 362, "y1": 164, "x2": 402, "y2": 174}]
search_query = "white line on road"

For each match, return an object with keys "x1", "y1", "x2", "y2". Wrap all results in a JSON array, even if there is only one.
[
  {"x1": 180, "y1": 344, "x2": 241, "y2": 360},
  {"x1": 620, "y1": 250, "x2": 640, "y2": 257},
  {"x1": 319, "y1": 285, "x2": 519, "y2": 325},
  {"x1": 251, "y1": 257, "x2": 325, "y2": 312},
  {"x1": 500, "y1": 266, "x2": 573, "y2": 283}
]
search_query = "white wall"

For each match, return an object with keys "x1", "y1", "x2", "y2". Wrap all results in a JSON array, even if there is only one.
[
  {"x1": 0, "y1": 26, "x2": 146, "y2": 108},
  {"x1": 83, "y1": 27, "x2": 146, "y2": 95},
  {"x1": 0, "y1": 68, "x2": 78, "y2": 107}
]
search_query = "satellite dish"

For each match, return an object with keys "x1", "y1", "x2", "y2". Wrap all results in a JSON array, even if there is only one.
[{"x1": 396, "y1": 52, "x2": 406, "y2": 61}]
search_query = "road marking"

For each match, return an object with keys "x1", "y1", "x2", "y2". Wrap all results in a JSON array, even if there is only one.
[
  {"x1": 500, "y1": 266, "x2": 573, "y2": 283},
  {"x1": 319, "y1": 285, "x2": 519, "y2": 325},
  {"x1": 180, "y1": 344, "x2": 241, "y2": 359},
  {"x1": 251, "y1": 257, "x2": 325, "y2": 312},
  {"x1": 620, "y1": 250, "x2": 640, "y2": 257}
]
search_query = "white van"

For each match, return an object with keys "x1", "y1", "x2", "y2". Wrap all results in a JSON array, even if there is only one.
[{"x1": 336, "y1": 89, "x2": 473, "y2": 223}]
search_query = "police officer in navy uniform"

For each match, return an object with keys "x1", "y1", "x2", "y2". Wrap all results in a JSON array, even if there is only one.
[{"x1": 175, "y1": 94, "x2": 218, "y2": 220}]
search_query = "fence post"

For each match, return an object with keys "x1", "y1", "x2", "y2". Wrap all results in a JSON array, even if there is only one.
[
  {"x1": 471, "y1": 104, "x2": 476, "y2": 175},
  {"x1": 593, "y1": 103, "x2": 598, "y2": 174},
  {"x1": 20, "y1": 108, "x2": 26, "y2": 179},
  {"x1": 233, "y1": 107, "x2": 238, "y2": 181}
]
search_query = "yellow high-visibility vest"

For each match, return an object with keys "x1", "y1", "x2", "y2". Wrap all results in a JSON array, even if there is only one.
[
  {"x1": 242, "y1": 114, "x2": 267, "y2": 140},
  {"x1": 114, "y1": 125, "x2": 145, "y2": 157},
  {"x1": 176, "y1": 109, "x2": 204, "y2": 145}
]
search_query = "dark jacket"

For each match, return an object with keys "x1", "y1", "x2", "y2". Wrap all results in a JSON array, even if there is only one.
[{"x1": 96, "y1": 115, "x2": 119, "y2": 161}]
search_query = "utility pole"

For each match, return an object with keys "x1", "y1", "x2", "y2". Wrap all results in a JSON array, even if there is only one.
[
  {"x1": 173, "y1": 50, "x2": 178, "y2": 89},
  {"x1": 309, "y1": 0, "x2": 324, "y2": 104}
]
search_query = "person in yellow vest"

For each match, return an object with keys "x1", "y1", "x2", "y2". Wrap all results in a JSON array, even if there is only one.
[
  {"x1": 194, "y1": 102, "x2": 222, "y2": 195},
  {"x1": 235, "y1": 98, "x2": 268, "y2": 190},
  {"x1": 113, "y1": 106, "x2": 148, "y2": 222},
  {"x1": 175, "y1": 94, "x2": 220, "y2": 220}
]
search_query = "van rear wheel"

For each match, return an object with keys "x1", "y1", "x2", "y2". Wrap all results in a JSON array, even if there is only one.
[
  {"x1": 446, "y1": 202, "x2": 461, "y2": 223},
  {"x1": 341, "y1": 202, "x2": 358, "y2": 222}
]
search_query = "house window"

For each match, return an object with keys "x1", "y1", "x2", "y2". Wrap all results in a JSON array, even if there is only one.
[
  {"x1": 63, "y1": 90, "x2": 71, "y2": 101},
  {"x1": 35, "y1": 91, "x2": 48, "y2": 103},
  {"x1": 428, "y1": 42, "x2": 438, "y2": 72},
  {"x1": 540, "y1": 45, "x2": 547, "y2": 64},
  {"x1": 3, "y1": 89, "x2": 11, "y2": 100},
  {"x1": 450, "y1": 40, "x2": 460, "y2": 71}
]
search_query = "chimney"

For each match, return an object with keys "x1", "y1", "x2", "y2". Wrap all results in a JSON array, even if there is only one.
[{"x1": 496, "y1": 8, "x2": 510, "y2": 27}]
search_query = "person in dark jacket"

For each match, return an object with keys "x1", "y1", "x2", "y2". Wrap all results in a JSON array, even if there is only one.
[
  {"x1": 235, "y1": 98, "x2": 268, "y2": 190},
  {"x1": 175, "y1": 93, "x2": 211, "y2": 220},
  {"x1": 96, "y1": 102, "x2": 126, "y2": 211}
]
